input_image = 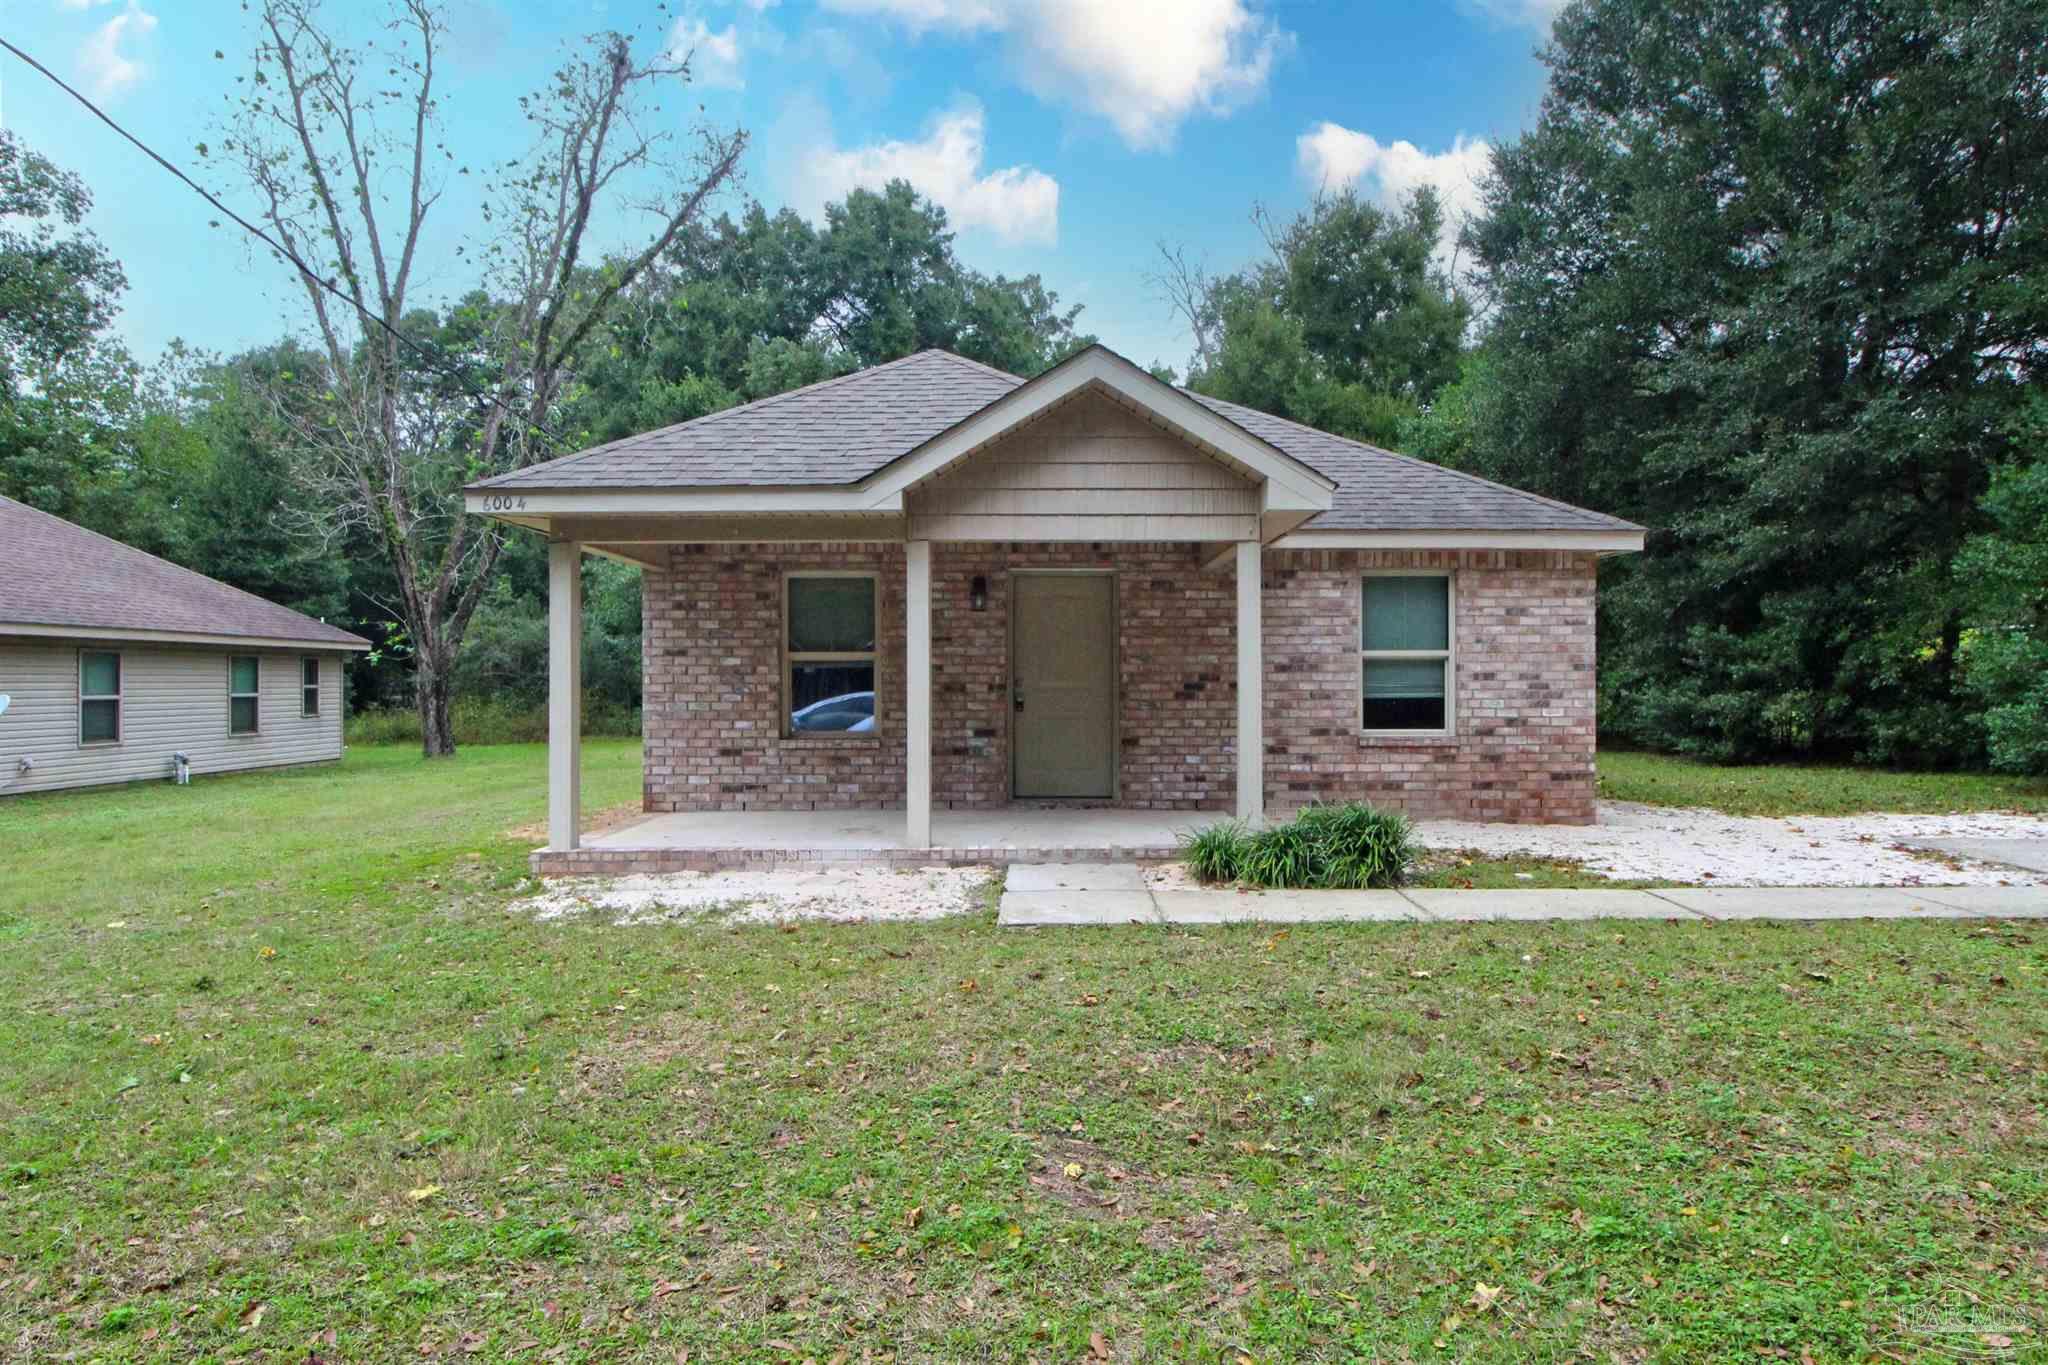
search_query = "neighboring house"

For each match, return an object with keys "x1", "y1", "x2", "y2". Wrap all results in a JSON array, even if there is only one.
[
  {"x1": 464, "y1": 345, "x2": 1644, "y2": 864},
  {"x1": 0, "y1": 496, "x2": 369, "y2": 795}
]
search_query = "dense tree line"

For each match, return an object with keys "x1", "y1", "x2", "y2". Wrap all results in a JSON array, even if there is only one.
[{"x1": 1405, "y1": 0, "x2": 2047, "y2": 772}]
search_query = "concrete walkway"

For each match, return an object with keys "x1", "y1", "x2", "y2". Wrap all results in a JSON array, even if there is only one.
[{"x1": 997, "y1": 864, "x2": 2048, "y2": 926}]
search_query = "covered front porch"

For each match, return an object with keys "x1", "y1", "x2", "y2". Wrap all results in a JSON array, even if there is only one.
[{"x1": 500, "y1": 350, "x2": 1339, "y2": 869}]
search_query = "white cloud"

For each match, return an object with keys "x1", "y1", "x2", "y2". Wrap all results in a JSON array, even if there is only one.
[
  {"x1": 668, "y1": 16, "x2": 745, "y2": 89},
  {"x1": 1458, "y1": 0, "x2": 1568, "y2": 32},
  {"x1": 1296, "y1": 122, "x2": 1493, "y2": 261},
  {"x1": 818, "y1": 0, "x2": 1289, "y2": 150},
  {"x1": 797, "y1": 104, "x2": 1059, "y2": 246},
  {"x1": 78, "y1": 2, "x2": 156, "y2": 98}
]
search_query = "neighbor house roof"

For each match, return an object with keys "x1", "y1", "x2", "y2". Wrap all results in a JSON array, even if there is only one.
[
  {"x1": 473, "y1": 346, "x2": 1641, "y2": 535},
  {"x1": 0, "y1": 496, "x2": 369, "y2": 650}
]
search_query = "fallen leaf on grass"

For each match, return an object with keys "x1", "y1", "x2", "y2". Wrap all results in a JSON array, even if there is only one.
[{"x1": 407, "y1": 1184, "x2": 442, "y2": 1202}]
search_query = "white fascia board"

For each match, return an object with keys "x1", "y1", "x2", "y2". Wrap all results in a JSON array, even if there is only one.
[
  {"x1": 464, "y1": 487, "x2": 893, "y2": 518},
  {"x1": 1274, "y1": 529, "x2": 1647, "y2": 553},
  {"x1": 859, "y1": 348, "x2": 1335, "y2": 510},
  {"x1": 0, "y1": 623, "x2": 371, "y2": 651}
]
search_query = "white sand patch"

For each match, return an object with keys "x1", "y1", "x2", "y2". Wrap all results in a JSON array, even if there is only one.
[
  {"x1": 514, "y1": 864, "x2": 997, "y2": 925},
  {"x1": 1414, "y1": 803, "x2": 2048, "y2": 887}
]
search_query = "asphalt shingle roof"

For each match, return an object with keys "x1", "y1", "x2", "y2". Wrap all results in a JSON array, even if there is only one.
[
  {"x1": 0, "y1": 496, "x2": 369, "y2": 648},
  {"x1": 474, "y1": 347, "x2": 1641, "y2": 534}
]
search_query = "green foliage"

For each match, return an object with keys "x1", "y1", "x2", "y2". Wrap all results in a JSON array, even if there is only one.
[
  {"x1": 1181, "y1": 802, "x2": 1416, "y2": 889},
  {"x1": 1957, "y1": 400, "x2": 2048, "y2": 774},
  {"x1": 0, "y1": 130, "x2": 140, "y2": 522},
  {"x1": 344, "y1": 696, "x2": 641, "y2": 747},
  {"x1": 1463, "y1": 0, "x2": 2048, "y2": 767},
  {"x1": 1176, "y1": 188, "x2": 1466, "y2": 445},
  {"x1": 568, "y1": 181, "x2": 1092, "y2": 450},
  {"x1": 1181, "y1": 821, "x2": 1254, "y2": 884}
]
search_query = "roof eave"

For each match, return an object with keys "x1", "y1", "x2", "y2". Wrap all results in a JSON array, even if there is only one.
[
  {"x1": 0, "y1": 622, "x2": 372, "y2": 651},
  {"x1": 1273, "y1": 528, "x2": 1647, "y2": 554}
]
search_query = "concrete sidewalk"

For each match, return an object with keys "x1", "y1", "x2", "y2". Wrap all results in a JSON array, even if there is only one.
[{"x1": 996, "y1": 864, "x2": 2048, "y2": 926}]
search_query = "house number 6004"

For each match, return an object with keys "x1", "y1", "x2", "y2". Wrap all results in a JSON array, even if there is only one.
[{"x1": 480, "y1": 495, "x2": 528, "y2": 511}]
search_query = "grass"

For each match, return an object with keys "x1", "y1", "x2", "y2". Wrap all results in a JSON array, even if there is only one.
[
  {"x1": 2, "y1": 746, "x2": 2046, "y2": 1360},
  {"x1": 345, "y1": 697, "x2": 641, "y2": 747},
  {"x1": 1599, "y1": 749, "x2": 2048, "y2": 817}
]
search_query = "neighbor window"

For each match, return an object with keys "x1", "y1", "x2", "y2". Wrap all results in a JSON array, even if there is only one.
[
  {"x1": 1361, "y1": 575, "x2": 1452, "y2": 732},
  {"x1": 785, "y1": 575, "x2": 877, "y2": 735},
  {"x1": 301, "y1": 657, "x2": 321, "y2": 717},
  {"x1": 79, "y1": 651, "x2": 121, "y2": 745},
  {"x1": 229, "y1": 655, "x2": 260, "y2": 735}
]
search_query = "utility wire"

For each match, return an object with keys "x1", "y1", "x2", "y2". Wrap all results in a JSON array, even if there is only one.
[{"x1": 0, "y1": 34, "x2": 572, "y2": 456}]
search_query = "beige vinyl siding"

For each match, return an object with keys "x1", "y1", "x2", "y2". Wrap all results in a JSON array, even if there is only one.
[
  {"x1": 0, "y1": 637, "x2": 347, "y2": 795},
  {"x1": 907, "y1": 391, "x2": 1260, "y2": 542}
]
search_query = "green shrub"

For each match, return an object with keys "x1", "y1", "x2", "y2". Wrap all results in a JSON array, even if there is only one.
[
  {"x1": 1290, "y1": 801, "x2": 1416, "y2": 889},
  {"x1": 1241, "y1": 818, "x2": 1320, "y2": 888},
  {"x1": 1182, "y1": 821, "x2": 1253, "y2": 883},
  {"x1": 1180, "y1": 802, "x2": 1416, "y2": 889},
  {"x1": 345, "y1": 696, "x2": 641, "y2": 747}
]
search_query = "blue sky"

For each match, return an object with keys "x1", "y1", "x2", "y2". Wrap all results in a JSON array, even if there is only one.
[{"x1": 2, "y1": 0, "x2": 1560, "y2": 377}]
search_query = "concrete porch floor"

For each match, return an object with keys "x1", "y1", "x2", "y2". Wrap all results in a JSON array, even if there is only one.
[
  {"x1": 589, "y1": 807, "x2": 1200, "y2": 853},
  {"x1": 537, "y1": 807, "x2": 1208, "y2": 875}
]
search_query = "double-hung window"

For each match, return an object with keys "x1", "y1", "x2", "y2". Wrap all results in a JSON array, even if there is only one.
[
  {"x1": 301, "y1": 658, "x2": 321, "y2": 717},
  {"x1": 229, "y1": 656, "x2": 260, "y2": 735},
  {"x1": 79, "y1": 651, "x2": 121, "y2": 744},
  {"x1": 1361, "y1": 574, "x2": 1453, "y2": 733},
  {"x1": 785, "y1": 575, "x2": 877, "y2": 735}
]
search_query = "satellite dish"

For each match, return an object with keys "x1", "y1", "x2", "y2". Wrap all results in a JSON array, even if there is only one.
[{"x1": 0, "y1": 694, "x2": 10, "y2": 717}]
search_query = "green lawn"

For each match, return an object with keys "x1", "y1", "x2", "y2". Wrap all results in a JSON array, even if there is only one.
[
  {"x1": 1598, "y1": 749, "x2": 2048, "y2": 817},
  {"x1": 2, "y1": 745, "x2": 2045, "y2": 1361}
]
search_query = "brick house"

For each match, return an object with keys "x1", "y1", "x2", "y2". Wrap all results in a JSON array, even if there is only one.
[{"x1": 466, "y1": 346, "x2": 1642, "y2": 872}]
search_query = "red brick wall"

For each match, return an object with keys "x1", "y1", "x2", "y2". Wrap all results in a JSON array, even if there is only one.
[
  {"x1": 642, "y1": 544, "x2": 1598, "y2": 823},
  {"x1": 1263, "y1": 549, "x2": 1599, "y2": 823},
  {"x1": 643, "y1": 543, "x2": 907, "y2": 812}
]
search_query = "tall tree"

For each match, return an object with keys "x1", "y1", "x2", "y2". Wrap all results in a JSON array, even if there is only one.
[
  {"x1": 565, "y1": 180, "x2": 1092, "y2": 446},
  {"x1": 1464, "y1": 0, "x2": 2048, "y2": 765},
  {"x1": 1163, "y1": 188, "x2": 1470, "y2": 446},
  {"x1": 217, "y1": 0, "x2": 745, "y2": 755},
  {"x1": 0, "y1": 130, "x2": 139, "y2": 520}
]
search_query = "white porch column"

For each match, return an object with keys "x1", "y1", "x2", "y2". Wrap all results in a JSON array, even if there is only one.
[
  {"x1": 1235, "y1": 539, "x2": 1264, "y2": 825},
  {"x1": 547, "y1": 539, "x2": 583, "y2": 851},
  {"x1": 904, "y1": 540, "x2": 934, "y2": 848}
]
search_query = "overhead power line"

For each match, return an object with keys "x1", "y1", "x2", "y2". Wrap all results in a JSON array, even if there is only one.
[{"x1": 0, "y1": 34, "x2": 571, "y2": 457}]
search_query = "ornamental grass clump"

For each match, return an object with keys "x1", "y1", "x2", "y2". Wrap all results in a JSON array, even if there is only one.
[{"x1": 1179, "y1": 801, "x2": 1416, "y2": 889}]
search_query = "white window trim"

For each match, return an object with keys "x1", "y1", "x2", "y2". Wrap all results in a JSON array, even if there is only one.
[
  {"x1": 1359, "y1": 570, "x2": 1456, "y2": 739},
  {"x1": 301, "y1": 656, "x2": 321, "y2": 718},
  {"x1": 781, "y1": 570, "x2": 880, "y2": 740},
  {"x1": 229, "y1": 654, "x2": 261, "y2": 737},
  {"x1": 78, "y1": 648, "x2": 122, "y2": 747}
]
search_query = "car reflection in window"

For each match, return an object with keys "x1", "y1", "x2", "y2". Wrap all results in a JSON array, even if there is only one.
[{"x1": 790, "y1": 690, "x2": 875, "y2": 733}]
